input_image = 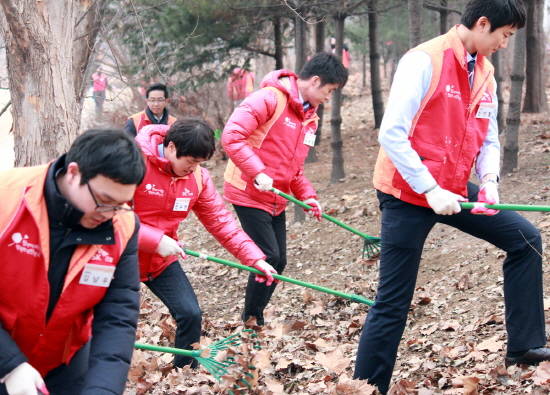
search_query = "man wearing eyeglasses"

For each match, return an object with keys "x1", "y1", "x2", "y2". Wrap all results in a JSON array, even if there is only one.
[
  {"x1": 124, "y1": 83, "x2": 177, "y2": 138},
  {"x1": 0, "y1": 129, "x2": 146, "y2": 395}
]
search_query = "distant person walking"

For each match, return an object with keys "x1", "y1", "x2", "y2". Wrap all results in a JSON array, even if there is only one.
[
  {"x1": 226, "y1": 67, "x2": 255, "y2": 109},
  {"x1": 91, "y1": 69, "x2": 108, "y2": 116},
  {"x1": 125, "y1": 83, "x2": 176, "y2": 138}
]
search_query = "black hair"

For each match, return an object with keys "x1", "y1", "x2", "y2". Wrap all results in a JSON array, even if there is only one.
[
  {"x1": 461, "y1": 0, "x2": 526, "y2": 31},
  {"x1": 164, "y1": 118, "x2": 216, "y2": 160},
  {"x1": 146, "y1": 83, "x2": 169, "y2": 98},
  {"x1": 299, "y1": 52, "x2": 348, "y2": 88},
  {"x1": 66, "y1": 129, "x2": 146, "y2": 185}
]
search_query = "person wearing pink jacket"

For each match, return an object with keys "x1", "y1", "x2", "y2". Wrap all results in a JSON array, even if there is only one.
[
  {"x1": 133, "y1": 119, "x2": 276, "y2": 368},
  {"x1": 222, "y1": 53, "x2": 348, "y2": 326}
]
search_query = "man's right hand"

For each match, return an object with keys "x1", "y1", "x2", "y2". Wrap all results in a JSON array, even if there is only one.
[
  {"x1": 254, "y1": 173, "x2": 273, "y2": 192},
  {"x1": 156, "y1": 235, "x2": 186, "y2": 259},
  {"x1": 425, "y1": 185, "x2": 465, "y2": 215},
  {"x1": 2, "y1": 362, "x2": 48, "y2": 395}
]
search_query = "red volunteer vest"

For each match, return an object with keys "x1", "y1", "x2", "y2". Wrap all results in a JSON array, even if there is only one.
[
  {"x1": 0, "y1": 165, "x2": 135, "y2": 375},
  {"x1": 130, "y1": 111, "x2": 176, "y2": 135},
  {"x1": 373, "y1": 27, "x2": 495, "y2": 207}
]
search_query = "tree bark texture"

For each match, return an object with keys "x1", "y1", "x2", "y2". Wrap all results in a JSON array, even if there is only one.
[
  {"x1": 522, "y1": 0, "x2": 548, "y2": 113},
  {"x1": 0, "y1": 0, "x2": 102, "y2": 166},
  {"x1": 368, "y1": 0, "x2": 384, "y2": 129},
  {"x1": 439, "y1": 0, "x2": 448, "y2": 34},
  {"x1": 407, "y1": 0, "x2": 422, "y2": 48},
  {"x1": 492, "y1": 51, "x2": 506, "y2": 133},
  {"x1": 294, "y1": 16, "x2": 307, "y2": 73},
  {"x1": 330, "y1": 14, "x2": 346, "y2": 183},
  {"x1": 502, "y1": 29, "x2": 526, "y2": 174}
]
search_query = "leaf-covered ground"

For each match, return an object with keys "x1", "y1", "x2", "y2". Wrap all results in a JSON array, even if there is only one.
[{"x1": 125, "y1": 74, "x2": 550, "y2": 394}]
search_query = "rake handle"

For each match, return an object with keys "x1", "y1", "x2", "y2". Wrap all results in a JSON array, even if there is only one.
[
  {"x1": 270, "y1": 187, "x2": 380, "y2": 241},
  {"x1": 460, "y1": 202, "x2": 550, "y2": 212},
  {"x1": 134, "y1": 342, "x2": 202, "y2": 357},
  {"x1": 184, "y1": 249, "x2": 373, "y2": 306}
]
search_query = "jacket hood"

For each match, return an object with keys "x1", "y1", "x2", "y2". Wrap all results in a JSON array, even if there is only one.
[
  {"x1": 135, "y1": 124, "x2": 172, "y2": 172},
  {"x1": 260, "y1": 69, "x2": 305, "y2": 116}
]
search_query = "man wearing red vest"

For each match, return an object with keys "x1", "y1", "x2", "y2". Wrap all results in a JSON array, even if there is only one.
[
  {"x1": 0, "y1": 130, "x2": 145, "y2": 395},
  {"x1": 222, "y1": 53, "x2": 348, "y2": 326},
  {"x1": 124, "y1": 83, "x2": 177, "y2": 138},
  {"x1": 133, "y1": 119, "x2": 276, "y2": 368},
  {"x1": 91, "y1": 69, "x2": 108, "y2": 117},
  {"x1": 226, "y1": 67, "x2": 255, "y2": 108},
  {"x1": 354, "y1": 1, "x2": 546, "y2": 393}
]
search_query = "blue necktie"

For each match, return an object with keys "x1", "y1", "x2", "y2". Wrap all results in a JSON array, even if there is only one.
[
  {"x1": 467, "y1": 59, "x2": 475, "y2": 87},
  {"x1": 303, "y1": 101, "x2": 310, "y2": 111}
]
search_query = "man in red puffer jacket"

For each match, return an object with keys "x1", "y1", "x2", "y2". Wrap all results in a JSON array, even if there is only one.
[
  {"x1": 133, "y1": 119, "x2": 276, "y2": 368},
  {"x1": 222, "y1": 52, "x2": 348, "y2": 326}
]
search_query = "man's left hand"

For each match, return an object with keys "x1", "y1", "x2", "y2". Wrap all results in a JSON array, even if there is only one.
[
  {"x1": 471, "y1": 181, "x2": 499, "y2": 216},
  {"x1": 303, "y1": 198, "x2": 322, "y2": 221}
]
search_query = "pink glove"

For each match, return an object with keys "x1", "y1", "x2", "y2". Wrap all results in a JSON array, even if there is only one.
[
  {"x1": 303, "y1": 198, "x2": 322, "y2": 221},
  {"x1": 471, "y1": 181, "x2": 499, "y2": 216},
  {"x1": 252, "y1": 260, "x2": 277, "y2": 286}
]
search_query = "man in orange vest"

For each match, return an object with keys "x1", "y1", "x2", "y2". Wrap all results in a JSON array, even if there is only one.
[
  {"x1": 354, "y1": 1, "x2": 545, "y2": 393},
  {"x1": 0, "y1": 130, "x2": 145, "y2": 395},
  {"x1": 124, "y1": 83, "x2": 176, "y2": 137}
]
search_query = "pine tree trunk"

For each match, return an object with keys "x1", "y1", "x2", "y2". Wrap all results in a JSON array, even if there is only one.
[
  {"x1": 0, "y1": 0, "x2": 103, "y2": 166},
  {"x1": 522, "y1": 0, "x2": 548, "y2": 113},
  {"x1": 407, "y1": 0, "x2": 422, "y2": 48},
  {"x1": 502, "y1": 29, "x2": 526, "y2": 174},
  {"x1": 330, "y1": 14, "x2": 346, "y2": 183},
  {"x1": 439, "y1": 0, "x2": 448, "y2": 34},
  {"x1": 492, "y1": 51, "x2": 506, "y2": 133},
  {"x1": 368, "y1": 0, "x2": 384, "y2": 129}
]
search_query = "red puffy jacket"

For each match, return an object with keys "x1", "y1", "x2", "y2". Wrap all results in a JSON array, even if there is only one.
[
  {"x1": 134, "y1": 125, "x2": 265, "y2": 281},
  {"x1": 222, "y1": 69, "x2": 318, "y2": 216}
]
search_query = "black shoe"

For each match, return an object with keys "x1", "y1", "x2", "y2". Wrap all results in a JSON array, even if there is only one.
[
  {"x1": 505, "y1": 347, "x2": 550, "y2": 367},
  {"x1": 242, "y1": 313, "x2": 264, "y2": 326}
]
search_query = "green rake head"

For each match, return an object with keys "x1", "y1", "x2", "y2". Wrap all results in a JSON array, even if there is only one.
[{"x1": 363, "y1": 237, "x2": 381, "y2": 259}]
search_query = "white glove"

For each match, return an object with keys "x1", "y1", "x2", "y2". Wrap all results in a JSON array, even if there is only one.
[
  {"x1": 2, "y1": 362, "x2": 47, "y2": 395},
  {"x1": 425, "y1": 185, "x2": 465, "y2": 215},
  {"x1": 156, "y1": 235, "x2": 186, "y2": 259},
  {"x1": 254, "y1": 173, "x2": 273, "y2": 191},
  {"x1": 252, "y1": 260, "x2": 277, "y2": 286},
  {"x1": 303, "y1": 198, "x2": 322, "y2": 221}
]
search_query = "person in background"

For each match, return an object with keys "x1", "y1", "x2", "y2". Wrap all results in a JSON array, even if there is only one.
[
  {"x1": 91, "y1": 69, "x2": 108, "y2": 117},
  {"x1": 222, "y1": 52, "x2": 348, "y2": 326},
  {"x1": 330, "y1": 37, "x2": 351, "y2": 69},
  {"x1": 354, "y1": 1, "x2": 545, "y2": 393},
  {"x1": 226, "y1": 67, "x2": 255, "y2": 109},
  {"x1": 125, "y1": 83, "x2": 176, "y2": 138},
  {"x1": 0, "y1": 129, "x2": 145, "y2": 395},
  {"x1": 133, "y1": 119, "x2": 276, "y2": 368}
]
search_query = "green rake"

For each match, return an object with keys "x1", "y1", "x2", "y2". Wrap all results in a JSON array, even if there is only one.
[
  {"x1": 270, "y1": 187, "x2": 381, "y2": 259},
  {"x1": 134, "y1": 330, "x2": 258, "y2": 381},
  {"x1": 460, "y1": 202, "x2": 550, "y2": 212},
  {"x1": 184, "y1": 248, "x2": 374, "y2": 306}
]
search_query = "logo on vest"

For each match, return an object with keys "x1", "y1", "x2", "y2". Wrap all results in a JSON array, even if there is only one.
[
  {"x1": 181, "y1": 188, "x2": 194, "y2": 197},
  {"x1": 9, "y1": 232, "x2": 41, "y2": 258},
  {"x1": 480, "y1": 91, "x2": 493, "y2": 103},
  {"x1": 283, "y1": 117, "x2": 297, "y2": 129},
  {"x1": 90, "y1": 248, "x2": 114, "y2": 264},
  {"x1": 144, "y1": 183, "x2": 165, "y2": 197},
  {"x1": 445, "y1": 84, "x2": 461, "y2": 101}
]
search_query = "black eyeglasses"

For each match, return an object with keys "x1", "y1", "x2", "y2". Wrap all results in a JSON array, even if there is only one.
[{"x1": 86, "y1": 183, "x2": 133, "y2": 213}]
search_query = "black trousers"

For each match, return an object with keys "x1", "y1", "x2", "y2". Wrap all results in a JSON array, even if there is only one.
[
  {"x1": 233, "y1": 205, "x2": 287, "y2": 324},
  {"x1": 144, "y1": 261, "x2": 202, "y2": 367},
  {"x1": 0, "y1": 342, "x2": 89, "y2": 395},
  {"x1": 354, "y1": 183, "x2": 544, "y2": 394}
]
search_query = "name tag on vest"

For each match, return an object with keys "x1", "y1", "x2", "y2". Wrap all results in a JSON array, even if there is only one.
[
  {"x1": 303, "y1": 132, "x2": 316, "y2": 147},
  {"x1": 80, "y1": 263, "x2": 115, "y2": 287},
  {"x1": 476, "y1": 104, "x2": 496, "y2": 119},
  {"x1": 173, "y1": 197, "x2": 191, "y2": 211}
]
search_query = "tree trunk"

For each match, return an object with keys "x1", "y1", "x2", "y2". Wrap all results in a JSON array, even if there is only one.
[
  {"x1": 407, "y1": 0, "x2": 422, "y2": 48},
  {"x1": 522, "y1": 0, "x2": 547, "y2": 113},
  {"x1": 439, "y1": 0, "x2": 448, "y2": 34},
  {"x1": 368, "y1": 0, "x2": 384, "y2": 129},
  {"x1": 330, "y1": 14, "x2": 346, "y2": 183},
  {"x1": 306, "y1": 20, "x2": 326, "y2": 164},
  {"x1": 273, "y1": 16, "x2": 284, "y2": 69},
  {"x1": 502, "y1": 29, "x2": 526, "y2": 174},
  {"x1": 0, "y1": 0, "x2": 103, "y2": 166},
  {"x1": 492, "y1": 51, "x2": 506, "y2": 133}
]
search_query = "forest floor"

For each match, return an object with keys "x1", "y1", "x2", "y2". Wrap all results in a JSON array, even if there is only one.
[{"x1": 124, "y1": 72, "x2": 550, "y2": 394}]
